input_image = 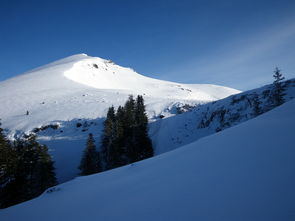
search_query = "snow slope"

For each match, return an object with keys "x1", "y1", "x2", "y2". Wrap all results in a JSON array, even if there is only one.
[
  {"x1": 1, "y1": 98, "x2": 294, "y2": 221},
  {"x1": 0, "y1": 53, "x2": 239, "y2": 133},
  {"x1": 151, "y1": 78, "x2": 295, "y2": 154},
  {"x1": 0, "y1": 54, "x2": 239, "y2": 182}
]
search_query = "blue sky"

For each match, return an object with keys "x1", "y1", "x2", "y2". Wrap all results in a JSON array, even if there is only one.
[{"x1": 0, "y1": 0, "x2": 294, "y2": 90}]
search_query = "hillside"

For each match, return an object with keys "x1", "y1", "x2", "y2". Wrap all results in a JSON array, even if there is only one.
[
  {"x1": 0, "y1": 54, "x2": 239, "y2": 182},
  {"x1": 1, "y1": 95, "x2": 294, "y2": 221},
  {"x1": 151, "y1": 78, "x2": 295, "y2": 154}
]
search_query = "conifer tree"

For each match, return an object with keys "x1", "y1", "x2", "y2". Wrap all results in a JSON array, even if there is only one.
[
  {"x1": 0, "y1": 126, "x2": 17, "y2": 208},
  {"x1": 79, "y1": 133, "x2": 101, "y2": 175},
  {"x1": 132, "y1": 95, "x2": 153, "y2": 162},
  {"x1": 252, "y1": 93, "x2": 262, "y2": 117},
  {"x1": 0, "y1": 126, "x2": 16, "y2": 187},
  {"x1": 123, "y1": 95, "x2": 136, "y2": 130},
  {"x1": 272, "y1": 67, "x2": 286, "y2": 107},
  {"x1": 123, "y1": 95, "x2": 137, "y2": 163},
  {"x1": 100, "y1": 106, "x2": 116, "y2": 170},
  {"x1": 109, "y1": 106, "x2": 127, "y2": 168},
  {"x1": 17, "y1": 135, "x2": 57, "y2": 199},
  {"x1": 100, "y1": 95, "x2": 154, "y2": 171},
  {"x1": 0, "y1": 133, "x2": 57, "y2": 208}
]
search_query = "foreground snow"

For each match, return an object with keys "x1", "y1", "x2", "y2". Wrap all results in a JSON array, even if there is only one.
[{"x1": 1, "y1": 99, "x2": 294, "y2": 220}]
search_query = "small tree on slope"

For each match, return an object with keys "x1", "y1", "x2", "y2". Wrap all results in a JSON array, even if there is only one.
[
  {"x1": 79, "y1": 133, "x2": 101, "y2": 175},
  {"x1": 252, "y1": 93, "x2": 262, "y2": 117},
  {"x1": 272, "y1": 67, "x2": 286, "y2": 107}
]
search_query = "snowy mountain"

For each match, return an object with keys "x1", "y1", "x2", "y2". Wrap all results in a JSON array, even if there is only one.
[
  {"x1": 2, "y1": 96, "x2": 294, "y2": 221},
  {"x1": 0, "y1": 54, "x2": 239, "y2": 182}
]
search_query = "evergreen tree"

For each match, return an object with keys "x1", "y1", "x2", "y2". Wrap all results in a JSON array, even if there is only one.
[
  {"x1": 17, "y1": 135, "x2": 57, "y2": 199},
  {"x1": 271, "y1": 67, "x2": 286, "y2": 107},
  {"x1": 79, "y1": 133, "x2": 101, "y2": 175},
  {"x1": 123, "y1": 95, "x2": 136, "y2": 130},
  {"x1": 109, "y1": 106, "x2": 128, "y2": 168},
  {"x1": 0, "y1": 126, "x2": 15, "y2": 187},
  {"x1": 252, "y1": 93, "x2": 262, "y2": 117},
  {"x1": 122, "y1": 95, "x2": 136, "y2": 164},
  {"x1": 132, "y1": 95, "x2": 153, "y2": 162},
  {"x1": 100, "y1": 106, "x2": 116, "y2": 170},
  {"x1": 99, "y1": 95, "x2": 154, "y2": 171},
  {"x1": 0, "y1": 126, "x2": 18, "y2": 208},
  {"x1": 0, "y1": 133, "x2": 57, "y2": 208}
]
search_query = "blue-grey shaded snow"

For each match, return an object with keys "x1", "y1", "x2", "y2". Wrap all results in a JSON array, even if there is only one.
[{"x1": 1, "y1": 99, "x2": 294, "y2": 221}]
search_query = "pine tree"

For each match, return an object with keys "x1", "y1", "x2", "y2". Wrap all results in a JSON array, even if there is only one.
[
  {"x1": 17, "y1": 135, "x2": 57, "y2": 199},
  {"x1": 0, "y1": 133, "x2": 57, "y2": 208},
  {"x1": 35, "y1": 144, "x2": 58, "y2": 193},
  {"x1": 123, "y1": 95, "x2": 136, "y2": 129},
  {"x1": 0, "y1": 126, "x2": 15, "y2": 187},
  {"x1": 272, "y1": 67, "x2": 286, "y2": 107},
  {"x1": 252, "y1": 93, "x2": 262, "y2": 117},
  {"x1": 79, "y1": 133, "x2": 101, "y2": 175},
  {"x1": 110, "y1": 106, "x2": 127, "y2": 168},
  {"x1": 100, "y1": 106, "x2": 116, "y2": 170},
  {"x1": 132, "y1": 95, "x2": 153, "y2": 162},
  {"x1": 122, "y1": 95, "x2": 136, "y2": 163},
  {"x1": 100, "y1": 95, "x2": 154, "y2": 171},
  {"x1": 0, "y1": 126, "x2": 18, "y2": 208}
]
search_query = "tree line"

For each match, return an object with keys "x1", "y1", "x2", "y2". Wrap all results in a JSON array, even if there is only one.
[
  {"x1": 0, "y1": 128, "x2": 57, "y2": 208},
  {"x1": 79, "y1": 95, "x2": 154, "y2": 175},
  {"x1": 252, "y1": 67, "x2": 286, "y2": 117}
]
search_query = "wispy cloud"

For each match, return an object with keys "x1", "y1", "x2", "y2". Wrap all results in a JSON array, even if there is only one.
[{"x1": 161, "y1": 18, "x2": 295, "y2": 90}]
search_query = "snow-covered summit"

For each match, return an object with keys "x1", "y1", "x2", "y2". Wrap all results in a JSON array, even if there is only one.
[
  {"x1": 62, "y1": 54, "x2": 239, "y2": 99},
  {"x1": 0, "y1": 54, "x2": 239, "y2": 132},
  {"x1": 2, "y1": 54, "x2": 239, "y2": 98}
]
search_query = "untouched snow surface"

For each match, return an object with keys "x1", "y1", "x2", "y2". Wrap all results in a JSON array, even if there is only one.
[
  {"x1": 0, "y1": 54, "x2": 239, "y2": 182},
  {"x1": 151, "y1": 79, "x2": 295, "y2": 154},
  {"x1": 0, "y1": 53, "x2": 239, "y2": 133},
  {"x1": 1, "y1": 98, "x2": 294, "y2": 221}
]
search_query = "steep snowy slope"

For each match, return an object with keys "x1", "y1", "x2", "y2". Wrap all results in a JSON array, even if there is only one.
[
  {"x1": 1, "y1": 98, "x2": 294, "y2": 221},
  {"x1": 0, "y1": 54, "x2": 239, "y2": 181},
  {"x1": 151, "y1": 78, "x2": 295, "y2": 154}
]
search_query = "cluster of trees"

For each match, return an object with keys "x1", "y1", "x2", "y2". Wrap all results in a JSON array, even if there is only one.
[
  {"x1": 252, "y1": 67, "x2": 286, "y2": 117},
  {"x1": 79, "y1": 95, "x2": 154, "y2": 175},
  {"x1": 198, "y1": 67, "x2": 287, "y2": 131},
  {"x1": 0, "y1": 127, "x2": 57, "y2": 208}
]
